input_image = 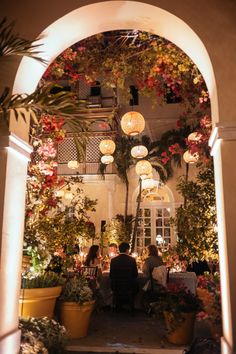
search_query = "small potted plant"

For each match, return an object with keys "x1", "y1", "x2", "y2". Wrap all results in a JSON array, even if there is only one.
[
  {"x1": 20, "y1": 316, "x2": 66, "y2": 353},
  {"x1": 59, "y1": 274, "x2": 95, "y2": 339},
  {"x1": 150, "y1": 283, "x2": 202, "y2": 345},
  {"x1": 19, "y1": 271, "x2": 65, "y2": 319}
]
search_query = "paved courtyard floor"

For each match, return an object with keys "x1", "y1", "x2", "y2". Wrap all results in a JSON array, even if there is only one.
[{"x1": 65, "y1": 308, "x2": 218, "y2": 354}]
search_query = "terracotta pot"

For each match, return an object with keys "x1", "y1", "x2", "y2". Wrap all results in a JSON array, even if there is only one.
[
  {"x1": 19, "y1": 286, "x2": 62, "y2": 318},
  {"x1": 60, "y1": 300, "x2": 95, "y2": 339},
  {"x1": 164, "y1": 311, "x2": 196, "y2": 345}
]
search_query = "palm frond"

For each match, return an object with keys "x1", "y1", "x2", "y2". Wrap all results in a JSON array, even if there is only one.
[
  {"x1": 0, "y1": 83, "x2": 89, "y2": 124},
  {"x1": 0, "y1": 17, "x2": 47, "y2": 64}
]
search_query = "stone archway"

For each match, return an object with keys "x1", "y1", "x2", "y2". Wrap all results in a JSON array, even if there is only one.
[{"x1": 1, "y1": 1, "x2": 236, "y2": 353}]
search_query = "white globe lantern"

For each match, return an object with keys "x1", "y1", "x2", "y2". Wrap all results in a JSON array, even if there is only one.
[
  {"x1": 67, "y1": 160, "x2": 79, "y2": 169},
  {"x1": 101, "y1": 155, "x2": 114, "y2": 164},
  {"x1": 142, "y1": 178, "x2": 154, "y2": 190},
  {"x1": 120, "y1": 111, "x2": 145, "y2": 136},
  {"x1": 140, "y1": 172, "x2": 153, "y2": 180},
  {"x1": 131, "y1": 145, "x2": 148, "y2": 159},
  {"x1": 183, "y1": 150, "x2": 199, "y2": 164},
  {"x1": 99, "y1": 139, "x2": 116, "y2": 155},
  {"x1": 64, "y1": 191, "x2": 74, "y2": 200},
  {"x1": 55, "y1": 190, "x2": 64, "y2": 197},
  {"x1": 135, "y1": 160, "x2": 152, "y2": 178},
  {"x1": 188, "y1": 132, "x2": 202, "y2": 142}
]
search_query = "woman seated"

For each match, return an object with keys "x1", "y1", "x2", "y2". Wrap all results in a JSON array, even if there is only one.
[
  {"x1": 142, "y1": 244, "x2": 164, "y2": 279},
  {"x1": 84, "y1": 245, "x2": 102, "y2": 278}
]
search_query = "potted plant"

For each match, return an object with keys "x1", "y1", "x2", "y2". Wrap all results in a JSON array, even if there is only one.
[
  {"x1": 20, "y1": 316, "x2": 66, "y2": 353},
  {"x1": 150, "y1": 283, "x2": 202, "y2": 345},
  {"x1": 19, "y1": 271, "x2": 65, "y2": 319},
  {"x1": 197, "y1": 273, "x2": 222, "y2": 339},
  {"x1": 59, "y1": 274, "x2": 95, "y2": 339}
]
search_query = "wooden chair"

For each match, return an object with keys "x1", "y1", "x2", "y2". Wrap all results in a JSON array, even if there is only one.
[{"x1": 77, "y1": 266, "x2": 98, "y2": 279}]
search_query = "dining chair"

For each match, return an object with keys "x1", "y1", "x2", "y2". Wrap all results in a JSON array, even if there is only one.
[{"x1": 77, "y1": 266, "x2": 98, "y2": 279}]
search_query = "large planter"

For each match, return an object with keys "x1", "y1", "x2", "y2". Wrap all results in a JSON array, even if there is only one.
[
  {"x1": 60, "y1": 300, "x2": 95, "y2": 339},
  {"x1": 164, "y1": 311, "x2": 196, "y2": 345},
  {"x1": 19, "y1": 286, "x2": 62, "y2": 318}
]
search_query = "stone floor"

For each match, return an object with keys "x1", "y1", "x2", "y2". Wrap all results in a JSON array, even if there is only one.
[{"x1": 65, "y1": 308, "x2": 217, "y2": 354}]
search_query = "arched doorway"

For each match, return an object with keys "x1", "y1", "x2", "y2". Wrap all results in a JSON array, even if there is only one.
[{"x1": 2, "y1": 2, "x2": 236, "y2": 354}]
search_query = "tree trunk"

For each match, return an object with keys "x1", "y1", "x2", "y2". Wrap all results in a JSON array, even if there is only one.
[
  {"x1": 130, "y1": 178, "x2": 142, "y2": 252},
  {"x1": 124, "y1": 178, "x2": 129, "y2": 225}
]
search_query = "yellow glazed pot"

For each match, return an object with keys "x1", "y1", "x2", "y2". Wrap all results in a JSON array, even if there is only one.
[
  {"x1": 164, "y1": 311, "x2": 196, "y2": 345},
  {"x1": 19, "y1": 286, "x2": 62, "y2": 318},
  {"x1": 60, "y1": 300, "x2": 95, "y2": 339}
]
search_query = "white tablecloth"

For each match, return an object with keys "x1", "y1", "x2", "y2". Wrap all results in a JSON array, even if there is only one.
[{"x1": 168, "y1": 272, "x2": 197, "y2": 294}]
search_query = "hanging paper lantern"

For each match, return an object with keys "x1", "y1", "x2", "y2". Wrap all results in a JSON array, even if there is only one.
[
  {"x1": 101, "y1": 155, "x2": 114, "y2": 164},
  {"x1": 183, "y1": 150, "x2": 199, "y2": 164},
  {"x1": 55, "y1": 190, "x2": 64, "y2": 197},
  {"x1": 131, "y1": 145, "x2": 148, "y2": 159},
  {"x1": 120, "y1": 111, "x2": 145, "y2": 136},
  {"x1": 64, "y1": 191, "x2": 74, "y2": 200},
  {"x1": 135, "y1": 160, "x2": 152, "y2": 178},
  {"x1": 142, "y1": 178, "x2": 154, "y2": 190},
  {"x1": 99, "y1": 139, "x2": 116, "y2": 155},
  {"x1": 188, "y1": 132, "x2": 202, "y2": 141},
  {"x1": 67, "y1": 160, "x2": 79, "y2": 169},
  {"x1": 141, "y1": 172, "x2": 153, "y2": 180}
]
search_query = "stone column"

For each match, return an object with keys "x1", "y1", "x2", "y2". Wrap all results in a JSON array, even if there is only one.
[
  {"x1": 0, "y1": 133, "x2": 32, "y2": 354},
  {"x1": 209, "y1": 124, "x2": 236, "y2": 354}
]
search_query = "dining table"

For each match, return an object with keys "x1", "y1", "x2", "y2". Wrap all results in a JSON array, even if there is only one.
[{"x1": 168, "y1": 271, "x2": 197, "y2": 294}]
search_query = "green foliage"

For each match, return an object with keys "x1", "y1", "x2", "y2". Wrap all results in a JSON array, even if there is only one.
[
  {"x1": 21, "y1": 271, "x2": 65, "y2": 288},
  {"x1": 0, "y1": 17, "x2": 46, "y2": 62},
  {"x1": 173, "y1": 163, "x2": 218, "y2": 262},
  {"x1": 19, "y1": 316, "x2": 66, "y2": 354},
  {"x1": 60, "y1": 274, "x2": 93, "y2": 304},
  {"x1": 102, "y1": 215, "x2": 131, "y2": 246}
]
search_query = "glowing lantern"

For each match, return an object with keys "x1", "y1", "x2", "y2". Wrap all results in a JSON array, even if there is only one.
[
  {"x1": 188, "y1": 132, "x2": 202, "y2": 141},
  {"x1": 131, "y1": 145, "x2": 148, "y2": 159},
  {"x1": 120, "y1": 111, "x2": 145, "y2": 136},
  {"x1": 135, "y1": 160, "x2": 152, "y2": 178},
  {"x1": 101, "y1": 155, "x2": 114, "y2": 164},
  {"x1": 141, "y1": 172, "x2": 153, "y2": 180},
  {"x1": 142, "y1": 178, "x2": 154, "y2": 190},
  {"x1": 67, "y1": 160, "x2": 79, "y2": 169},
  {"x1": 183, "y1": 150, "x2": 199, "y2": 164},
  {"x1": 99, "y1": 139, "x2": 116, "y2": 155},
  {"x1": 55, "y1": 190, "x2": 64, "y2": 197},
  {"x1": 64, "y1": 191, "x2": 73, "y2": 200}
]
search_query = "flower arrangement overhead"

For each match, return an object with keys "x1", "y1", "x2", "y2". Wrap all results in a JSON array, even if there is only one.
[{"x1": 43, "y1": 30, "x2": 208, "y2": 109}]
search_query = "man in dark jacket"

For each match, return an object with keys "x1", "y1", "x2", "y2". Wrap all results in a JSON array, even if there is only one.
[{"x1": 110, "y1": 242, "x2": 138, "y2": 310}]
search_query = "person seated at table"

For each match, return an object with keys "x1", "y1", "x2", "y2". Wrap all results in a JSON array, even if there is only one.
[
  {"x1": 110, "y1": 242, "x2": 138, "y2": 310},
  {"x1": 84, "y1": 245, "x2": 102, "y2": 269},
  {"x1": 187, "y1": 259, "x2": 210, "y2": 276},
  {"x1": 142, "y1": 244, "x2": 164, "y2": 279},
  {"x1": 108, "y1": 242, "x2": 119, "y2": 258}
]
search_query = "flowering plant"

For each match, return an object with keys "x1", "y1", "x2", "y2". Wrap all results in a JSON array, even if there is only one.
[
  {"x1": 59, "y1": 274, "x2": 93, "y2": 304},
  {"x1": 150, "y1": 283, "x2": 202, "y2": 332},
  {"x1": 20, "y1": 316, "x2": 67, "y2": 354}
]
